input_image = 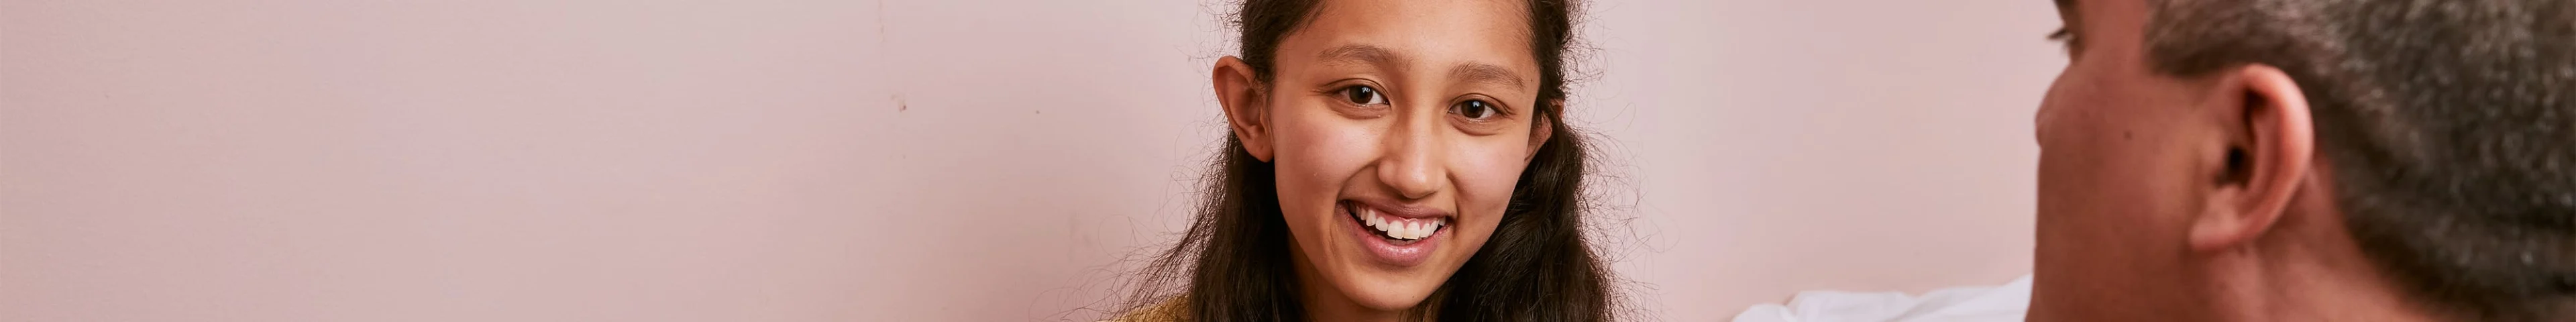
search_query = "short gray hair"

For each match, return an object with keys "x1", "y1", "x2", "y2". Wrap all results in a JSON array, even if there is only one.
[{"x1": 2146, "y1": 0, "x2": 2576, "y2": 320}]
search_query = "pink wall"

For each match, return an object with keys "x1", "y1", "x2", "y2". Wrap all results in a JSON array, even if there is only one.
[
  {"x1": 1590, "y1": 1, "x2": 2063, "y2": 319},
  {"x1": 0, "y1": 0, "x2": 2061, "y2": 321}
]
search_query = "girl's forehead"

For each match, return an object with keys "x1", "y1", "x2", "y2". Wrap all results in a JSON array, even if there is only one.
[
  {"x1": 1275, "y1": 0, "x2": 1541, "y2": 74},
  {"x1": 1298, "y1": 0, "x2": 1529, "y2": 42}
]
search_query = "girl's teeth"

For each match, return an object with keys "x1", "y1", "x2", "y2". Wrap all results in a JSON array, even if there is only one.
[{"x1": 1356, "y1": 206, "x2": 1444, "y2": 240}]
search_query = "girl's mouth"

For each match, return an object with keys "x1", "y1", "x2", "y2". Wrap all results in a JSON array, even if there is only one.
[
  {"x1": 1340, "y1": 200, "x2": 1447, "y2": 266},
  {"x1": 1348, "y1": 202, "x2": 1446, "y2": 244}
]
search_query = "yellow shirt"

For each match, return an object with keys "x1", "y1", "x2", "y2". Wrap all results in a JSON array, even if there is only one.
[{"x1": 1104, "y1": 297, "x2": 1185, "y2": 322}]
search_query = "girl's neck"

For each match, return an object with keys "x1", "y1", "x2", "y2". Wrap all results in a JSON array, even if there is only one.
[{"x1": 1297, "y1": 290, "x2": 1404, "y2": 322}]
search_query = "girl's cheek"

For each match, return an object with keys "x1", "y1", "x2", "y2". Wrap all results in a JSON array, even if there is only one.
[
  {"x1": 1272, "y1": 107, "x2": 1381, "y2": 193},
  {"x1": 1453, "y1": 140, "x2": 1532, "y2": 217}
]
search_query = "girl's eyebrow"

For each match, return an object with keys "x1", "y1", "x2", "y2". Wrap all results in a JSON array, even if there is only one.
[
  {"x1": 1451, "y1": 63, "x2": 1527, "y2": 89},
  {"x1": 1318, "y1": 44, "x2": 1403, "y2": 68},
  {"x1": 1318, "y1": 44, "x2": 1525, "y2": 89}
]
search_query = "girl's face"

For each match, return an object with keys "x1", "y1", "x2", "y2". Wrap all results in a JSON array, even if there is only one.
[{"x1": 1214, "y1": 0, "x2": 1547, "y2": 315}]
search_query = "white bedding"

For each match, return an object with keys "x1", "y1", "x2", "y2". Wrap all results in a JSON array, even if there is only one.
[{"x1": 1731, "y1": 275, "x2": 2032, "y2": 322}]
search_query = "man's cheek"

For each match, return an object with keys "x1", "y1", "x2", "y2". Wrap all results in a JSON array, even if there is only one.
[{"x1": 2035, "y1": 74, "x2": 2092, "y2": 146}]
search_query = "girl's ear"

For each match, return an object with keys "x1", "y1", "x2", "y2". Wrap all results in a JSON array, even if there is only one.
[
  {"x1": 1528, "y1": 99, "x2": 1560, "y2": 158},
  {"x1": 1214, "y1": 56, "x2": 1274, "y2": 162}
]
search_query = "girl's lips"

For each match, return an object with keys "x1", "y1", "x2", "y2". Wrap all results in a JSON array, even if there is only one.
[{"x1": 1340, "y1": 201, "x2": 1444, "y2": 267}]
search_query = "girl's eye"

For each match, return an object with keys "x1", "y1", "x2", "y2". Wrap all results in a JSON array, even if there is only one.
[
  {"x1": 1452, "y1": 100, "x2": 1500, "y2": 120},
  {"x1": 1340, "y1": 86, "x2": 1388, "y2": 106}
]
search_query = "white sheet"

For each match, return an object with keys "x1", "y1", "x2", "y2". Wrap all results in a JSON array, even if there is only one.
[{"x1": 1731, "y1": 275, "x2": 2032, "y2": 322}]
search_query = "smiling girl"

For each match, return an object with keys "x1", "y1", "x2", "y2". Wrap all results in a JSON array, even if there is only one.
[{"x1": 1117, "y1": 0, "x2": 1613, "y2": 321}]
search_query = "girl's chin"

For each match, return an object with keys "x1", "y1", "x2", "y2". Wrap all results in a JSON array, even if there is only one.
[
  {"x1": 1322, "y1": 264, "x2": 1456, "y2": 311},
  {"x1": 1336, "y1": 282, "x2": 1441, "y2": 311}
]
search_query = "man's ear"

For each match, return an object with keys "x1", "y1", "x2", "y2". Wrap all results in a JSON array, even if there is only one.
[
  {"x1": 1527, "y1": 99, "x2": 1560, "y2": 158},
  {"x1": 2189, "y1": 65, "x2": 2317, "y2": 252},
  {"x1": 1214, "y1": 56, "x2": 1275, "y2": 162}
]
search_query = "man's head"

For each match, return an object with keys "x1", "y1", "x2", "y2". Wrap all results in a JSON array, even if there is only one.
[{"x1": 2034, "y1": 0, "x2": 2576, "y2": 320}]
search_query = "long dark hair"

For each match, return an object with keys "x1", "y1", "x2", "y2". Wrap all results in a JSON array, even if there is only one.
[{"x1": 1121, "y1": 0, "x2": 1611, "y2": 321}]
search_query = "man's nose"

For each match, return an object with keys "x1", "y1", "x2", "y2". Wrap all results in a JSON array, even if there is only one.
[{"x1": 2033, "y1": 106, "x2": 2050, "y2": 144}]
